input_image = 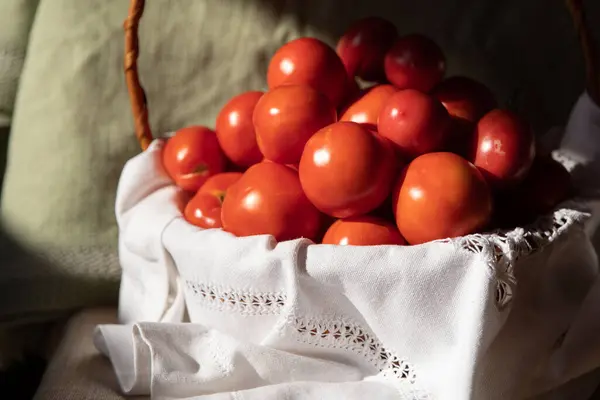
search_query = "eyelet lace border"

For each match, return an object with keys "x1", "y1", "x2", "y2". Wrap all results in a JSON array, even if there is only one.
[
  {"x1": 185, "y1": 281, "x2": 425, "y2": 398},
  {"x1": 444, "y1": 151, "x2": 591, "y2": 311}
]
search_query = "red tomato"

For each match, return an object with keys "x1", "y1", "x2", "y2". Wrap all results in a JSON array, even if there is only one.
[
  {"x1": 221, "y1": 162, "x2": 322, "y2": 241},
  {"x1": 253, "y1": 85, "x2": 337, "y2": 164},
  {"x1": 199, "y1": 172, "x2": 243, "y2": 197},
  {"x1": 184, "y1": 172, "x2": 243, "y2": 229},
  {"x1": 394, "y1": 152, "x2": 492, "y2": 244},
  {"x1": 162, "y1": 126, "x2": 226, "y2": 192},
  {"x1": 299, "y1": 121, "x2": 398, "y2": 218},
  {"x1": 322, "y1": 216, "x2": 406, "y2": 246},
  {"x1": 431, "y1": 76, "x2": 497, "y2": 124},
  {"x1": 340, "y1": 84, "x2": 398, "y2": 131},
  {"x1": 471, "y1": 109, "x2": 536, "y2": 189},
  {"x1": 384, "y1": 34, "x2": 446, "y2": 92},
  {"x1": 215, "y1": 91, "x2": 264, "y2": 167},
  {"x1": 336, "y1": 17, "x2": 398, "y2": 81},
  {"x1": 184, "y1": 193, "x2": 222, "y2": 229},
  {"x1": 431, "y1": 77, "x2": 497, "y2": 157},
  {"x1": 267, "y1": 37, "x2": 348, "y2": 107},
  {"x1": 378, "y1": 89, "x2": 451, "y2": 159}
]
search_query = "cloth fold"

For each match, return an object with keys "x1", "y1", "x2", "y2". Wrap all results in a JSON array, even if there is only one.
[{"x1": 96, "y1": 322, "x2": 402, "y2": 400}]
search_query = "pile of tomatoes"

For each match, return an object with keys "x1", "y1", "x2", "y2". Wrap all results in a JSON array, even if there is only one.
[{"x1": 161, "y1": 17, "x2": 573, "y2": 246}]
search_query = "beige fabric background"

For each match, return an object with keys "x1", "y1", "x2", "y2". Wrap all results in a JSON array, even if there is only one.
[{"x1": 1, "y1": 0, "x2": 599, "y2": 322}]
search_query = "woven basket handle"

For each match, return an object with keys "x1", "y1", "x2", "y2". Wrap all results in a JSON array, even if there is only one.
[
  {"x1": 124, "y1": 0, "x2": 599, "y2": 151},
  {"x1": 124, "y1": 0, "x2": 152, "y2": 151}
]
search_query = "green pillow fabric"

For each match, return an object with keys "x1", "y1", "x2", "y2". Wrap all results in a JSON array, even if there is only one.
[
  {"x1": 0, "y1": 0, "x2": 598, "y2": 322},
  {"x1": 0, "y1": 0, "x2": 39, "y2": 126}
]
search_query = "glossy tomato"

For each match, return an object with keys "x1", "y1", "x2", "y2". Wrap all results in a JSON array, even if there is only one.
[
  {"x1": 322, "y1": 216, "x2": 406, "y2": 246},
  {"x1": 299, "y1": 121, "x2": 398, "y2": 218},
  {"x1": 221, "y1": 162, "x2": 322, "y2": 241},
  {"x1": 184, "y1": 172, "x2": 242, "y2": 229},
  {"x1": 215, "y1": 91, "x2": 264, "y2": 167},
  {"x1": 340, "y1": 84, "x2": 398, "y2": 131},
  {"x1": 384, "y1": 34, "x2": 446, "y2": 92},
  {"x1": 378, "y1": 89, "x2": 451, "y2": 159},
  {"x1": 393, "y1": 152, "x2": 492, "y2": 244},
  {"x1": 162, "y1": 126, "x2": 226, "y2": 192},
  {"x1": 253, "y1": 85, "x2": 337, "y2": 164},
  {"x1": 471, "y1": 109, "x2": 536, "y2": 189},
  {"x1": 267, "y1": 37, "x2": 348, "y2": 107},
  {"x1": 336, "y1": 17, "x2": 398, "y2": 81}
]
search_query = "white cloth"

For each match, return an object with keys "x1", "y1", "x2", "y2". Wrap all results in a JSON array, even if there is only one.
[{"x1": 96, "y1": 92, "x2": 600, "y2": 400}]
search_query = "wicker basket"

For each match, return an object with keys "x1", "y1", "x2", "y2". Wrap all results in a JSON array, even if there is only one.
[{"x1": 110, "y1": 2, "x2": 600, "y2": 398}]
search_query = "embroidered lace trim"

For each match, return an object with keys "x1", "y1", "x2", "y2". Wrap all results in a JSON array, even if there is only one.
[
  {"x1": 294, "y1": 317, "x2": 417, "y2": 382},
  {"x1": 441, "y1": 151, "x2": 591, "y2": 310},
  {"x1": 455, "y1": 201, "x2": 588, "y2": 309},
  {"x1": 185, "y1": 281, "x2": 285, "y2": 315},
  {"x1": 449, "y1": 204, "x2": 588, "y2": 310},
  {"x1": 184, "y1": 282, "x2": 421, "y2": 392}
]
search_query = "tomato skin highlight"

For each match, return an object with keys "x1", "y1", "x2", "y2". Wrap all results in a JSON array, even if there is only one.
[
  {"x1": 267, "y1": 37, "x2": 348, "y2": 107},
  {"x1": 253, "y1": 85, "x2": 337, "y2": 165},
  {"x1": 221, "y1": 162, "x2": 322, "y2": 242},
  {"x1": 471, "y1": 109, "x2": 536, "y2": 189},
  {"x1": 378, "y1": 89, "x2": 451, "y2": 159},
  {"x1": 340, "y1": 84, "x2": 398, "y2": 131},
  {"x1": 162, "y1": 126, "x2": 226, "y2": 193},
  {"x1": 215, "y1": 91, "x2": 264, "y2": 167},
  {"x1": 393, "y1": 152, "x2": 493, "y2": 245},
  {"x1": 184, "y1": 172, "x2": 243, "y2": 229},
  {"x1": 299, "y1": 121, "x2": 399, "y2": 219}
]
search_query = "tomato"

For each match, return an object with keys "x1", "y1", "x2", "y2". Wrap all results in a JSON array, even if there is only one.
[
  {"x1": 322, "y1": 216, "x2": 406, "y2": 246},
  {"x1": 253, "y1": 85, "x2": 337, "y2": 164},
  {"x1": 384, "y1": 34, "x2": 446, "y2": 92},
  {"x1": 336, "y1": 17, "x2": 398, "y2": 81},
  {"x1": 221, "y1": 162, "x2": 322, "y2": 241},
  {"x1": 340, "y1": 84, "x2": 398, "y2": 131},
  {"x1": 184, "y1": 172, "x2": 242, "y2": 229},
  {"x1": 393, "y1": 152, "x2": 492, "y2": 244},
  {"x1": 430, "y1": 77, "x2": 497, "y2": 157},
  {"x1": 378, "y1": 89, "x2": 451, "y2": 159},
  {"x1": 299, "y1": 121, "x2": 398, "y2": 218},
  {"x1": 471, "y1": 109, "x2": 536, "y2": 189},
  {"x1": 431, "y1": 76, "x2": 497, "y2": 124},
  {"x1": 519, "y1": 156, "x2": 573, "y2": 215},
  {"x1": 267, "y1": 37, "x2": 348, "y2": 107},
  {"x1": 215, "y1": 91, "x2": 264, "y2": 167},
  {"x1": 493, "y1": 156, "x2": 573, "y2": 228},
  {"x1": 162, "y1": 126, "x2": 226, "y2": 192}
]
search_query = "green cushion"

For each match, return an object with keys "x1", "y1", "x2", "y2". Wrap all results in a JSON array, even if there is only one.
[
  {"x1": 0, "y1": 0, "x2": 598, "y2": 322},
  {"x1": 0, "y1": 0, "x2": 39, "y2": 126}
]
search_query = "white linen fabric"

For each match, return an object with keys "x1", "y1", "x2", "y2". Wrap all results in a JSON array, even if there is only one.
[{"x1": 95, "y1": 92, "x2": 600, "y2": 400}]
